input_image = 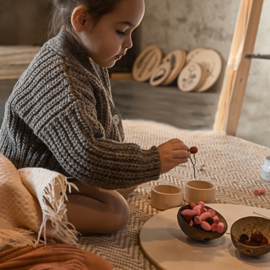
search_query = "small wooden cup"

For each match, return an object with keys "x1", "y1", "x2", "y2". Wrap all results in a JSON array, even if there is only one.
[
  {"x1": 231, "y1": 216, "x2": 270, "y2": 257},
  {"x1": 151, "y1": 184, "x2": 183, "y2": 210},
  {"x1": 184, "y1": 180, "x2": 216, "y2": 204}
]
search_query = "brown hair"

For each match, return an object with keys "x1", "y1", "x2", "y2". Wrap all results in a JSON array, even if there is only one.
[{"x1": 49, "y1": 0, "x2": 123, "y2": 37}]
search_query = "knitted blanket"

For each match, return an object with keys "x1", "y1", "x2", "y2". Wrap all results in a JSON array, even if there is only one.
[{"x1": 0, "y1": 152, "x2": 79, "y2": 251}]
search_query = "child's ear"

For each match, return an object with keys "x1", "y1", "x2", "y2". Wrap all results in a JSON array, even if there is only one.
[{"x1": 71, "y1": 6, "x2": 89, "y2": 32}]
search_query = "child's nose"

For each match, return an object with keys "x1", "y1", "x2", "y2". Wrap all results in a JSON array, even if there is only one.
[{"x1": 123, "y1": 36, "x2": 133, "y2": 49}]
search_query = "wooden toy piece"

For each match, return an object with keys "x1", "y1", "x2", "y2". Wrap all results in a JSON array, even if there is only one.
[
  {"x1": 190, "y1": 203, "x2": 196, "y2": 209},
  {"x1": 193, "y1": 205, "x2": 202, "y2": 216},
  {"x1": 200, "y1": 208, "x2": 207, "y2": 214},
  {"x1": 201, "y1": 221, "x2": 211, "y2": 231},
  {"x1": 189, "y1": 49, "x2": 222, "y2": 92},
  {"x1": 150, "y1": 184, "x2": 183, "y2": 210},
  {"x1": 184, "y1": 180, "x2": 216, "y2": 204},
  {"x1": 217, "y1": 222, "x2": 225, "y2": 233},
  {"x1": 213, "y1": 215, "x2": 219, "y2": 224},
  {"x1": 181, "y1": 209, "x2": 197, "y2": 217},
  {"x1": 198, "y1": 201, "x2": 205, "y2": 208},
  {"x1": 254, "y1": 188, "x2": 266, "y2": 196},
  {"x1": 208, "y1": 208, "x2": 216, "y2": 217},
  {"x1": 161, "y1": 50, "x2": 186, "y2": 86},
  {"x1": 149, "y1": 62, "x2": 171, "y2": 86},
  {"x1": 132, "y1": 45, "x2": 163, "y2": 82},
  {"x1": 211, "y1": 223, "x2": 217, "y2": 232},
  {"x1": 194, "y1": 212, "x2": 211, "y2": 224},
  {"x1": 186, "y1": 47, "x2": 206, "y2": 64},
  {"x1": 177, "y1": 62, "x2": 207, "y2": 92}
]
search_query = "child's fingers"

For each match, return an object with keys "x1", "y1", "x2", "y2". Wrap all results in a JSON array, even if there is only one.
[
  {"x1": 172, "y1": 142, "x2": 190, "y2": 151},
  {"x1": 172, "y1": 158, "x2": 189, "y2": 166},
  {"x1": 168, "y1": 138, "x2": 184, "y2": 144},
  {"x1": 172, "y1": 150, "x2": 191, "y2": 159}
]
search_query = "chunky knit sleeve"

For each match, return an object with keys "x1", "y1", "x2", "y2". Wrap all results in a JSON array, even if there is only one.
[
  {"x1": 36, "y1": 100, "x2": 160, "y2": 189},
  {"x1": 1, "y1": 29, "x2": 161, "y2": 190}
]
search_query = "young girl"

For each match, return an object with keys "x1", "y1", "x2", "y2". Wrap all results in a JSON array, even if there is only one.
[{"x1": 0, "y1": 0, "x2": 190, "y2": 235}]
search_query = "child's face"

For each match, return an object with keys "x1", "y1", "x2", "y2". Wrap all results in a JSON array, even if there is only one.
[{"x1": 80, "y1": 0, "x2": 145, "y2": 68}]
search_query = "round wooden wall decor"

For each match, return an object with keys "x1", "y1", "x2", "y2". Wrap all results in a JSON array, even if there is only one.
[
  {"x1": 161, "y1": 50, "x2": 186, "y2": 86},
  {"x1": 149, "y1": 62, "x2": 171, "y2": 86},
  {"x1": 190, "y1": 49, "x2": 222, "y2": 92},
  {"x1": 177, "y1": 62, "x2": 207, "y2": 92},
  {"x1": 132, "y1": 45, "x2": 163, "y2": 82},
  {"x1": 186, "y1": 47, "x2": 206, "y2": 64}
]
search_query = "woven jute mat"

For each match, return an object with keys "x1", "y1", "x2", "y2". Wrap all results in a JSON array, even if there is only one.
[{"x1": 78, "y1": 120, "x2": 270, "y2": 270}]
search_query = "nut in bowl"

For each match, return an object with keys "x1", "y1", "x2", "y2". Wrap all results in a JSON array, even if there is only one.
[
  {"x1": 177, "y1": 202, "x2": 227, "y2": 242},
  {"x1": 231, "y1": 216, "x2": 270, "y2": 257}
]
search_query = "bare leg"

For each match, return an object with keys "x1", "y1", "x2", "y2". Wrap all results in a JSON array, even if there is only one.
[
  {"x1": 66, "y1": 180, "x2": 129, "y2": 235},
  {"x1": 117, "y1": 186, "x2": 137, "y2": 199}
]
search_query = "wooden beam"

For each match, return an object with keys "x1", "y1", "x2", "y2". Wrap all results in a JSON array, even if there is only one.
[{"x1": 214, "y1": 0, "x2": 264, "y2": 135}]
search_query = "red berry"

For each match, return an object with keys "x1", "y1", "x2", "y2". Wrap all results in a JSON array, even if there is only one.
[
  {"x1": 190, "y1": 146, "x2": 198, "y2": 154},
  {"x1": 261, "y1": 237, "x2": 269, "y2": 245},
  {"x1": 183, "y1": 215, "x2": 192, "y2": 223},
  {"x1": 251, "y1": 233, "x2": 263, "y2": 244}
]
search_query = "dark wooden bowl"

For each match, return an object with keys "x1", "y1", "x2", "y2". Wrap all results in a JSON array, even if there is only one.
[
  {"x1": 231, "y1": 216, "x2": 270, "y2": 257},
  {"x1": 177, "y1": 204, "x2": 227, "y2": 242}
]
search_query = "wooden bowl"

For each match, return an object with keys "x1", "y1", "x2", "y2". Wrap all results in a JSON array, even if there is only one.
[
  {"x1": 151, "y1": 184, "x2": 183, "y2": 210},
  {"x1": 177, "y1": 205, "x2": 227, "y2": 242},
  {"x1": 184, "y1": 180, "x2": 216, "y2": 204},
  {"x1": 231, "y1": 216, "x2": 270, "y2": 257}
]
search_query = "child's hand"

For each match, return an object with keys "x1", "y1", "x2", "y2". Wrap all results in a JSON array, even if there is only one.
[{"x1": 157, "y1": 139, "x2": 190, "y2": 174}]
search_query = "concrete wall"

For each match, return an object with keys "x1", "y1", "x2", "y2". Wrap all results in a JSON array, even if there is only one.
[{"x1": 139, "y1": 0, "x2": 270, "y2": 147}]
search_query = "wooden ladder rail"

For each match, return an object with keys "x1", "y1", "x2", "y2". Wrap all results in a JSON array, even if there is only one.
[{"x1": 214, "y1": 0, "x2": 264, "y2": 135}]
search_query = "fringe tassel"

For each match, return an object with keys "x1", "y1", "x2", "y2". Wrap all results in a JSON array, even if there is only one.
[
  {"x1": 0, "y1": 229, "x2": 37, "y2": 251},
  {"x1": 35, "y1": 175, "x2": 80, "y2": 247}
]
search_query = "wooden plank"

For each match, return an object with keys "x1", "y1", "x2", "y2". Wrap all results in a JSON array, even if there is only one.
[
  {"x1": 214, "y1": 0, "x2": 264, "y2": 135},
  {"x1": 110, "y1": 73, "x2": 133, "y2": 80},
  {"x1": 111, "y1": 79, "x2": 219, "y2": 131}
]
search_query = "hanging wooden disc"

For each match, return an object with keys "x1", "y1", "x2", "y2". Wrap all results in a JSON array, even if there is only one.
[
  {"x1": 149, "y1": 62, "x2": 171, "y2": 86},
  {"x1": 177, "y1": 62, "x2": 207, "y2": 92},
  {"x1": 132, "y1": 45, "x2": 163, "y2": 82},
  {"x1": 186, "y1": 47, "x2": 206, "y2": 64},
  {"x1": 190, "y1": 49, "x2": 222, "y2": 92},
  {"x1": 161, "y1": 50, "x2": 186, "y2": 86}
]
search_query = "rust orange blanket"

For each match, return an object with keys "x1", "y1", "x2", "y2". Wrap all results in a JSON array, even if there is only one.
[{"x1": 0, "y1": 243, "x2": 113, "y2": 270}]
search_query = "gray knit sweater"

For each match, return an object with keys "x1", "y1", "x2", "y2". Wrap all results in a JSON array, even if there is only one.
[{"x1": 0, "y1": 27, "x2": 160, "y2": 189}]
